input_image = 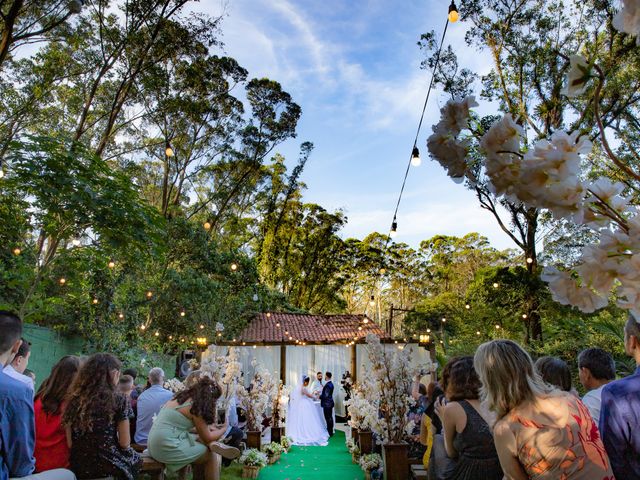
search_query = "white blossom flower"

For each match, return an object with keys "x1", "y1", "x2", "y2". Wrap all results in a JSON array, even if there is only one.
[
  {"x1": 435, "y1": 96, "x2": 479, "y2": 136},
  {"x1": 426, "y1": 131, "x2": 469, "y2": 178},
  {"x1": 541, "y1": 266, "x2": 608, "y2": 313},
  {"x1": 613, "y1": 0, "x2": 640, "y2": 45},
  {"x1": 480, "y1": 114, "x2": 523, "y2": 196},
  {"x1": 561, "y1": 55, "x2": 592, "y2": 97}
]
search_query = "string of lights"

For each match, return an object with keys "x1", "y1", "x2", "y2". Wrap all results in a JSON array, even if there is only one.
[{"x1": 365, "y1": 1, "x2": 459, "y2": 318}]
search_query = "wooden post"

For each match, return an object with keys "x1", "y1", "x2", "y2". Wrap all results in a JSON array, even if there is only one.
[
  {"x1": 351, "y1": 343, "x2": 357, "y2": 383},
  {"x1": 280, "y1": 344, "x2": 286, "y2": 384}
]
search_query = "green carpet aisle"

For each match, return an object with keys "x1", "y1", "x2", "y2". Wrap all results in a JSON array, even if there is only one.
[{"x1": 258, "y1": 430, "x2": 364, "y2": 480}]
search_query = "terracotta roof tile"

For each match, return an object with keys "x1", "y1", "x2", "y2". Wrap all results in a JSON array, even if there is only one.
[{"x1": 237, "y1": 312, "x2": 389, "y2": 344}]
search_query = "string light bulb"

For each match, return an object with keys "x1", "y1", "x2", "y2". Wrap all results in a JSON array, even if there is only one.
[
  {"x1": 526, "y1": 257, "x2": 533, "y2": 264},
  {"x1": 140, "y1": 325, "x2": 146, "y2": 330},
  {"x1": 441, "y1": 317, "x2": 446, "y2": 323},
  {"x1": 108, "y1": 261, "x2": 116, "y2": 269},
  {"x1": 146, "y1": 291, "x2": 153, "y2": 299},
  {"x1": 13, "y1": 248, "x2": 21, "y2": 256},
  {"x1": 495, "y1": 324, "x2": 501, "y2": 329},
  {"x1": 448, "y1": 0, "x2": 459, "y2": 22},
  {"x1": 379, "y1": 268, "x2": 386, "y2": 274},
  {"x1": 92, "y1": 298, "x2": 99, "y2": 304},
  {"x1": 230, "y1": 263, "x2": 238, "y2": 272},
  {"x1": 411, "y1": 146, "x2": 421, "y2": 167},
  {"x1": 165, "y1": 142, "x2": 174, "y2": 157},
  {"x1": 493, "y1": 282, "x2": 499, "y2": 289},
  {"x1": 390, "y1": 220, "x2": 398, "y2": 238},
  {"x1": 118, "y1": 313, "x2": 124, "y2": 319},
  {"x1": 204, "y1": 221, "x2": 212, "y2": 230},
  {"x1": 465, "y1": 304, "x2": 470, "y2": 309},
  {"x1": 252, "y1": 293, "x2": 259, "y2": 302},
  {"x1": 59, "y1": 278, "x2": 66, "y2": 285},
  {"x1": 476, "y1": 331, "x2": 481, "y2": 336},
  {"x1": 155, "y1": 331, "x2": 160, "y2": 337},
  {"x1": 180, "y1": 311, "x2": 186, "y2": 317},
  {"x1": 369, "y1": 295, "x2": 375, "y2": 307},
  {"x1": 363, "y1": 318, "x2": 369, "y2": 324},
  {"x1": 199, "y1": 324, "x2": 204, "y2": 330},
  {"x1": 522, "y1": 313, "x2": 528, "y2": 319}
]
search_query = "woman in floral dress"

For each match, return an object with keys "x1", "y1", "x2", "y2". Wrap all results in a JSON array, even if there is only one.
[{"x1": 474, "y1": 340, "x2": 614, "y2": 480}]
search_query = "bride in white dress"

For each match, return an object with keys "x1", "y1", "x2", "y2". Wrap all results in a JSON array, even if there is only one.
[{"x1": 286, "y1": 375, "x2": 329, "y2": 446}]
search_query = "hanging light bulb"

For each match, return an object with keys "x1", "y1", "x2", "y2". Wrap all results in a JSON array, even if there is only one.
[
  {"x1": 199, "y1": 324, "x2": 205, "y2": 330},
  {"x1": 369, "y1": 295, "x2": 376, "y2": 307},
  {"x1": 108, "y1": 261, "x2": 116, "y2": 269},
  {"x1": 146, "y1": 290, "x2": 153, "y2": 299},
  {"x1": 118, "y1": 313, "x2": 124, "y2": 319},
  {"x1": 140, "y1": 325, "x2": 146, "y2": 330},
  {"x1": 92, "y1": 298, "x2": 99, "y2": 305},
  {"x1": 252, "y1": 293, "x2": 259, "y2": 302},
  {"x1": 476, "y1": 331, "x2": 481, "y2": 336},
  {"x1": 180, "y1": 311, "x2": 186, "y2": 317},
  {"x1": 165, "y1": 142, "x2": 174, "y2": 157},
  {"x1": 493, "y1": 282, "x2": 499, "y2": 289},
  {"x1": 59, "y1": 277, "x2": 66, "y2": 285},
  {"x1": 465, "y1": 304, "x2": 470, "y2": 310},
  {"x1": 448, "y1": 0, "x2": 459, "y2": 22},
  {"x1": 526, "y1": 257, "x2": 533, "y2": 264},
  {"x1": 12, "y1": 248, "x2": 21, "y2": 256},
  {"x1": 155, "y1": 331, "x2": 160, "y2": 337},
  {"x1": 379, "y1": 268, "x2": 386, "y2": 274},
  {"x1": 230, "y1": 263, "x2": 238, "y2": 271},
  {"x1": 411, "y1": 146, "x2": 421, "y2": 167},
  {"x1": 363, "y1": 318, "x2": 369, "y2": 324},
  {"x1": 522, "y1": 313, "x2": 528, "y2": 319},
  {"x1": 441, "y1": 317, "x2": 446, "y2": 323},
  {"x1": 390, "y1": 220, "x2": 398, "y2": 238},
  {"x1": 203, "y1": 221, "x2": 212, "y2": 230},
  {"x1": 169, "y1": 335, "x2": 173, "y2": 340}
]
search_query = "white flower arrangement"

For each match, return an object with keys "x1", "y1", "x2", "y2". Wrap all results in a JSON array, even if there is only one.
[
  {"x1": 281, "y1": 436, "x2": 293, "y2": 451},
  {"x1": 237, "y1": 358, "x2": 277, "y2": 431},
  {"x1": 200, "y1": 347, "x2": 242, "y2": 411},
  {"x1": 262, "y1": 441, "x2": 285, "y2": 457},
  {"x1": 359, "y1": 453, "x2": 383, "y2": 472},
  {"x1": 238, "y1": 448, "x2": 268, "y2": 467},
  {"x1": 364, "y1": 334, "x2": 419, "y2": 444},
  {"x1": 427, "y1": 90, "x2": 640, "y2": 322},
  {"x1": 163, "y1": 378, "x2": 185, "y2": 393}
]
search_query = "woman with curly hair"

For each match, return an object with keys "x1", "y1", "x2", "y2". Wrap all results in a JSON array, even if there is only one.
[
  {"x1": 432, "y1": 356, "x2": 503, "y2": 480},
  {"x1": 34, "y1": 355, "x2": 82, "y2": 472},
  {"x1": 62, "y1": 353, "x2": 142, "y2": 480},
  {"x1": 147, "y1": 375, "x2": 240, "y2": 480},
  {"x1": 474, "y1": 340, "x2": 614, "y2": 479}
]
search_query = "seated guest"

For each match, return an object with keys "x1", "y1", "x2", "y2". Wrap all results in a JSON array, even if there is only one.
[
  {"x1": 118, "y1": 375, "x2": 137, "y2": 441},
  {"x1": 0, "y1": 310, "x2": 75, "y2": 480},
  {"x1": 34, "y1": 356, "x2": 82, "y2": 472},
  {"x1": 433, "y1": 356, "x2": 503, "y2": 480},
  {"x1": 134, "y1": 367, "x2": 172, "y2": 445},
  {"x1": 577, "y1": 348, "x2": 615, "y2": 423},
  {"x1": 123, "y1": 368, "x2": 141, "y2": 400},
  {"x1": 148, "y1": 376, "x2": 240, "y2": 480},
  {"x1": 474, "y1": 339, "x2": 614, "y2": 479},
  {"x1": 63, "y1": 353, "x2": 142, "y2": 480},
  {"x1": 535, "y1": 356, "x2": 574, "y2": 393},
  {"x1": 600, "y1": 316, "x2": 640, "y2": 479},
  {"x1": 25, "y1": 369, "x2": 36, "y2": 385},
  {"x1": 3, "y1": 338, "x2": 34, "y2": 392}
]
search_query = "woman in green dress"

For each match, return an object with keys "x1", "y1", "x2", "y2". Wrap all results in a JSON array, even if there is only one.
[{"x1": 147, "y1": 376, "x2": 239, "y2": 480}]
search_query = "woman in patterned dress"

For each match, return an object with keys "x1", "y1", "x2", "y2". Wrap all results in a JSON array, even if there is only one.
[{"x1": 474, "y1": 340, "x2": 615, "y2": 480}]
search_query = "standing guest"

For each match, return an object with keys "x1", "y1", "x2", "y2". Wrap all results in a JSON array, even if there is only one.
[
  {"x1": 577, "y1": 348, "x2": 616, "y2": 423},
  {"x1": 63, "y1": 353, "x2": 142, "y2": 480},
  {"x1": 3, "y1": 338, "x2": 34, "y2": 392},
  {"x1": 534, "y1": 356, "x2": 573, "y2": 392},
  {"x1": 147, "y1": 376, "x2": 240, "y2": 480},
  {"x1": 0, "y1": 310, "x2": 76, "y2": 480},
  {"x1": 134, "y1": 368, "x2": 173, "y2": 446},
  {"x1": 34, "y1": 356, "x2": 82, "y2": 472},
  {"x1": 433, "y1": 356, "x2": 503, "y2": 480},
  {"x1": 600, "y1": 316, "x2": 640, "y2": 480},
  {"x1": 474, "y1": 339, "x2": 614, "y2": 479}
]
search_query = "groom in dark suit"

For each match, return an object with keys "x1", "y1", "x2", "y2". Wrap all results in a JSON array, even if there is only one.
[{"x1": 320, "y1": 371, "x2": 335, "y2": 437}]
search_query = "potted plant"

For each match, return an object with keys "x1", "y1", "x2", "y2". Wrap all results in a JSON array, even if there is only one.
[
  {"x1": 238, "y1": 449, "x2": 268, "y2": 479},
  {"x1": 365, "y1": 334, "x2": 418, "y2": 480},
  {"x1": 359, "y1": 453, "x2": 383, "y2": 480},
  {"x1": 263, "y1": 441, "x2": 285, "y2": 464},
  {"x1": 281, "y1": 435, "x2": 293, "y2": 453}
]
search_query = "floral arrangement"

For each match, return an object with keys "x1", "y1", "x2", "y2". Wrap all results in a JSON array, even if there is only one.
[
  {"x1": 237, "y1": 358, "x2": 278, "y2": 431},
  {"x1": 281, "y1": 436, "x2": 293, "y2": 451},
  {"x1": 345, "y1": 390, "x2": 380, "y2": 432},
  {"x1": 359, "y1": 453, "x2": 383, "y2": 472},
  {"x1": 163, "y1": 378, "x2": 185, "y2": 393},
  {"x1": 262, "y1": 441, "x2": 285, "y2": 457},
  {"x1": 187, "y1": 358, "x2": 200, "y2": 370},
  {"x1": 426, "y1": 60, "x2": 640, "y2": 320},
  {"x1": 200, "y1": 347, "x2": 242, "y2": 412},
  {"x1": 238, "y1": 448, "x2": 268, "y2": 467},
  {"x1": 271, "y1": 381, "x2": 290, "y2": 427},
  {"x1": 364, "y1": 334, "x2": 417, "y2": 444},
  {"x1": 346, "y1": 438, "x2": 360, "y2": 456}
]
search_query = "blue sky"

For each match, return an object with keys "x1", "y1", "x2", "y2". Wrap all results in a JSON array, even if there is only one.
[{"x1": 197, "y1": 0, "x2": 514, "y2": 250}]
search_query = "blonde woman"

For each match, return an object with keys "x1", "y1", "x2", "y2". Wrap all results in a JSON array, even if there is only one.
[{"x1": 473, "y1": 340, "x2": 614, "y2": 480}]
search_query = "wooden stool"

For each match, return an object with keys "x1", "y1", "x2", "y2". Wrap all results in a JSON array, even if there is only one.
[
  {"x1": 131, "y1": 443, "x2": 146, "y2": 453},
  {"x1": 141, "y1": 456, "x2": 165, "y2": 480}
]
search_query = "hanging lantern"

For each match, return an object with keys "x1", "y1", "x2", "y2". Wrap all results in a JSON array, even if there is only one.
[{"x1": 448, "y1": 0, "x2": 459, "y2": 22}]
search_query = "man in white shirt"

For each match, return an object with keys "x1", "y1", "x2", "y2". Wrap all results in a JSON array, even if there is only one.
[
  {"x1": 311, "y1": 371, "x2": 323, "y2": 398},
  {"x1": 578, "y1": 347, "x2": 616, "y2": 424},
  {"x1": 2, "y1": 338, "x2": 34, "y2": 392}
]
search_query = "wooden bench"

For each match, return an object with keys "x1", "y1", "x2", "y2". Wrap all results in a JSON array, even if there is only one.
[
  {"x1": 141, "y1": 457, "x2": 165, "y2": 480},
  {"x1": 411, "y1": 464, "x2": 428, "y2": 479}
]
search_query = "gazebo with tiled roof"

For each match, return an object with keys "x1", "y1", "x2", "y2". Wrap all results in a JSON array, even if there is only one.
[{"x1": 218, "y1": 312, "x2": 391, "y2": 383}]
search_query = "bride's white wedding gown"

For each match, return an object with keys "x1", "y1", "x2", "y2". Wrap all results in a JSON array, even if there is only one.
[{"x1": 286, "y1": 385, "x2": 329, "y2": 446}]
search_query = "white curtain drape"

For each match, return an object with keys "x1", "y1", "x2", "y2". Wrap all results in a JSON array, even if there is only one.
[
  {"x1": 313, "y1": 345, "x2": 349, "y2": 417},
  {"x1": 285, "y1": 345, "x2": 314, "y2": 388}
]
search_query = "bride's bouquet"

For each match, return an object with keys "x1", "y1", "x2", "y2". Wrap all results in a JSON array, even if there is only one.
[{"x1": 365, "y1": 334, "x2": 418, "y2": 444}]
